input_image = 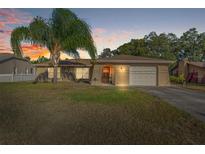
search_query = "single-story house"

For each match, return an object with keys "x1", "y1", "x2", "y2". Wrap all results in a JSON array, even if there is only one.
[
  {"x1": 91, "y1": 55, "x2": 173, "y2": 86},
  {"x1": 34, "y1": 59, "x2": 91, "y2": 81},
  {"x1": 0, "y1": 53, "x2": 35, "y2": 82},
  {"x1": 170, "y1": 59, "x2": 205, "y2": 83}
]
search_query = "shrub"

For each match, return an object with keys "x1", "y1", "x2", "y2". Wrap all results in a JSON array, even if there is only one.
[{"x1": 170, "y1": 74, "x2": 185, "y2": 84}]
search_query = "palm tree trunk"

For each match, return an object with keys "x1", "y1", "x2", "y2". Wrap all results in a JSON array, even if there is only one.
[
  {"x1": 89, "y1": 59, "x2": 95, "y2": 83},
  {"x1": 53, "y1": 64, "x2": 58, "y2": 84},
  {"x1": 51, "y1": 52, "x2": 60, "y2": 84}
]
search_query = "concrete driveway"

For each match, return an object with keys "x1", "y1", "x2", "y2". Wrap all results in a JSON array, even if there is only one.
[{"x1": 138, "y1": 86, "x2": 205, "y2": 122}]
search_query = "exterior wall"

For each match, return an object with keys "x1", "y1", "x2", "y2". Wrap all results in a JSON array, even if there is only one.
[
  {"x1": 35, "y1": 67, "x2": 61, "y2": 79},
  {"x1": 91, "y1": 63, "x2": 170, "y2": 87},
  {"x1": 35, "y1": 67, "x2": 48, "y2": 76},
  {"x1": 188, "y1": 65, "x2": 205, "y2": 83},
  {"x1": 0, "y1": 59, "x2": 36, "y2": 82},
  {"x1": 48, "y1": 67, "x2": 61, "y2": 79},
  {"x1": 158, "y1": 65, "x2": 170, "y2": 86},
  {"x1": 114, "y1": 65, "x2": 129, "y2": 86},
  {"x1": 91, "y1": 64, "x2": 129, "y2": 86},
  {"x1": 75, "y1": 67, "x2": 90, "y2": 79},
  {"x1": 91, "y1": 65, "x2": 103, "y2": 85},
  {"x1": 0, "y1": 59, "x2": 33, "y2": 74}
]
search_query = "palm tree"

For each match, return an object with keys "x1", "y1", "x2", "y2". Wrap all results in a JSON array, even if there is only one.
[{"x1": 10, "y1": 8, "x2": 97, "y2": 83}]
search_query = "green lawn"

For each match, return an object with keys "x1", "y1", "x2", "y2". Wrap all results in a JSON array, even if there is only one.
[{"x1": 0, "y1": 82, "x2": 205, "y2": 144}]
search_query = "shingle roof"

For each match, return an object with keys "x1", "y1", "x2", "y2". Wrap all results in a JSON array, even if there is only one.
[
  {"x1": 97, "y1": 54, "x2": 173, "y2": 64},
  {"x1": 188, "y1": 62, "x2": 205, "y2": 68},
  {"x1": 0, "y1": 53, "x2": 15, "y2": 62},
  {"x1": 34, "y1": 59, "x2": 92, "y2": 67},
  {"x1": 59, "y1": 60, "x2": 87, "y2": 66},
  {"x1": 0, "y1": 53, "x2": 29, "y2": 64}
]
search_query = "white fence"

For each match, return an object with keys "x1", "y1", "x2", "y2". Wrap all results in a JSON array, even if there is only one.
[{"x1": 0, "y1": 74, "x2": 36, "y2": 82}]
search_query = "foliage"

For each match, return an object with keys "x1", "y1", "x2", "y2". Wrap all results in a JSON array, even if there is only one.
[
  {"x1": 31, "y1": 56, "x2": 50, "y2": 64},
  {"x1": 24, "y1": 56, "x2": 31, "y2": 61},
  {"x1": 10, "y1": 8, "x2": 96, "y2": 83},
  {"x1": 99, "y1": 28, "x2": 205, "y2": 61},
  {"x1": 170, "y1": 74, "x2": 185, "y2": 84}
]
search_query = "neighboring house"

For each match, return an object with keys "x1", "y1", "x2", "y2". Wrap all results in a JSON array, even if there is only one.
[
  {"x1": 170, "y1": 59, "x2": 205, "y2": 83},
  {"x1": 34, "y1": 59, "x2": 91, "y2": 81},
  {"x1": 0, "y1": 53, "x2": 36, "y2": 82},
  {"x1": 91, "y1": 55, "x2": 173, "y2": 86}
]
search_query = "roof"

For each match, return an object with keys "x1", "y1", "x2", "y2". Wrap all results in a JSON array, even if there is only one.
[
  {"x1": 68, "y1": 59, "x2": 91, "y2": 66},
  {"x1": 34, "y1": 59, "x2": 92, "y2": 67},
  {"x1": 0, "y1": 53, "x2": 29, "y2": 64},
  {"x1": 188, "y1": 61, "x2": 205, "y2": 68},
  {"x1": 97, "y1": 55, "x2": 173, "y2": 64}
]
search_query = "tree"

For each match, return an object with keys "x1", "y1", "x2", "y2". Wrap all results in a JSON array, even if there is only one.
[
  {"x1": 24, "y1": 56, "x2": 31, "y2": 61},
  {"x1": 179, "y1": 28, "x2": 201, "y2": 61},
  {"x1": 31, "y1": 56, "x2": 50, "y2": 64},
  {"x1": 11, "y1": 8, "x2": 96, "y2": 83},
  {"x1": 99, "y1": 48, "x2": 112, "y2": 58}
]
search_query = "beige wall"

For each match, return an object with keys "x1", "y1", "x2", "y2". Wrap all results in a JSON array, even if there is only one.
[
  {"x1": 0, "y1": 59, "x2": 33, "y2": 74},
  {"x1": 91, "y1": 64, "x2": 129, "y2": 86},
  {"x1": 48, "y1": 67, "x2": 61, "y2": 79},
  {"x1": 36, "y1": 67, "x2": 48, "y2": 75},
  {"x1": 91, "y1": 63, "x2": 170, "y2": 87},
  {"x1": 35, "y1": 67, "x2": 61, "y2": 79},
  {"x1": 91, "y1": 65, "x2": 103, "y2": 85},
  {"x1": 158, "y1": 65, "x2": 170, "y2": 86},
  {"x1": 114, "y1": 65, "x2": 129, "y2": 86}
]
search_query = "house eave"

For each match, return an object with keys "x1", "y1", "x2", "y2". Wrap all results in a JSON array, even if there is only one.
[{"x1": 96, "y1": 60, "x2": 173, "y2": 65}]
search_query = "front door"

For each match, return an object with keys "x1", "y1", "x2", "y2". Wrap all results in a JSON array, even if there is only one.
[{"x1": 102, "y1": 66, "x2": 110, "y2": 83}]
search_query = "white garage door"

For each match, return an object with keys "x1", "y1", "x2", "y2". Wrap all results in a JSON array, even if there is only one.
[{"x1": 129, "y1": 66, "x2": 157, "y2": 86}]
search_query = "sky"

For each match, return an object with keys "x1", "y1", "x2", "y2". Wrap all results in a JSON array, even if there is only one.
[{"x1": 1, "y1": 8, "x2": 205, "y2": 59}]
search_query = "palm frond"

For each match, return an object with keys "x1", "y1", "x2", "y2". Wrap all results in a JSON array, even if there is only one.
[
  {"x1": 29, "y1": 17, "x2": 52, "y2": 49},
  {"x1": 60, "y1": 18, "x2": 97, "y2": 59},
  {"x1": 63, "y1": 49, "x2": 80, "y2": 59},
  {"x1": 10, "y1": 26, "x2": 30, "y2": 57}
]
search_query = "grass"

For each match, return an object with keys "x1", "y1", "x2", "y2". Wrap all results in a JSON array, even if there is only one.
[{"x1": 0, "y1": 82, "x2": 205, "y2": 144}]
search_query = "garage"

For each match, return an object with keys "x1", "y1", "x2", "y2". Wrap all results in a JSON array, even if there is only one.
[
  {"x1": 129, "y1": 66, "x2": 157, "y2": 86},
  {"x1": 92, "y1": 55, "x2": 172, "y2": 86}
]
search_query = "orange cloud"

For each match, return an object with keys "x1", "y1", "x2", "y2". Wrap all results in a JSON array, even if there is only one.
[
  {"x1": 21, "y1": 44, "x2": 50, "y2": 60},
  {"x1": 21, "y1": 44, "x2": 76, "y2": 60}
]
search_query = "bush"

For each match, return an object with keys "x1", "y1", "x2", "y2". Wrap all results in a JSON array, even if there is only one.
[{"x1": 170, "y1": 74, "x2": 185, "y2": 84}]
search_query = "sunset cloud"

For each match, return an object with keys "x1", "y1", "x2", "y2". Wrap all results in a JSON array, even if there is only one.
[
  {"x1": 21, "y1": 44, "x2": 50, "y2": 60},
  {"x1": 0, "y1": 9, "x2": 138, "y2": 59},
  {"x1": 0, "y1": 9, "x2": 33, "y2": 54},
  {"x1": 0, "y1": 9, "x2": 32, "y2": 28}
]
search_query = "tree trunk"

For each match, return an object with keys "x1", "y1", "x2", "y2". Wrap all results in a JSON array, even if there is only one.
[
  {"x1": 89, "y1": 59, "x2": 96, "y2": 83},
  {"x1": 53, "y1": 64, "x2": 58, "y2": 84},
  {"x1": 51, "y1": 52, "x2": 60, "y2": 84}
]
